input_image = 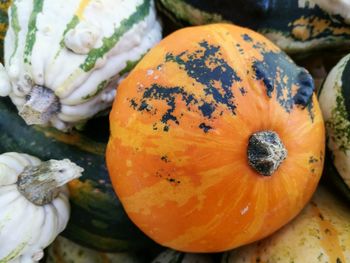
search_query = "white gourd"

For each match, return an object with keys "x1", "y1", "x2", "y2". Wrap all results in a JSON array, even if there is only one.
[
  {"x1": 0, "y1": 152, "x2": 83, "y2": 263},
  {"x1": 0, "y1": 0, "x2": 162, "y2": 131}
]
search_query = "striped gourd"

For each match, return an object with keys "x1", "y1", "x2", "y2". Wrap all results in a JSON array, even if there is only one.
[
  {"x1": 0, "y1": 0, "x2": 162, "y2": 130},
  {"x1": 157, "y1": 0, "x2": 350, "y2": 54},
  {"x1": 319, "y1": 54, "x2": 350, "y2": 198}
]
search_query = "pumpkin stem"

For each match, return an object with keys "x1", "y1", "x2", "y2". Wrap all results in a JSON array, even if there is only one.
[
  {"x1": 19, "y1": 85, "x2": 60, "y2": 125},
  {"x1": 17, "y1": 159, "x2": 83, "y2": 206},
  {"x1": 247, "y1": 131, "x2": 287, "y2": 176}
]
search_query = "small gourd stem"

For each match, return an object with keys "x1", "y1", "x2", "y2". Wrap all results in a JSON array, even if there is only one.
[
  {"x1": 247, "y1": 131, "x2": 287, "y2": 176},
  {"x1": 17, "y1": 159, "x2": 83, "y2": 206},
  {"x1": 19, "y1": 85, "x2": 60, "y2": 125}
]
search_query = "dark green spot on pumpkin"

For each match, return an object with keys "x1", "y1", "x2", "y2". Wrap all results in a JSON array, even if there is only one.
[
  {"x1": 131, "y1": 83, "x2": 218, "y2": 133},
  {"x1": 165, "y1": 40, "x2": 241, "y2": 115},
  {"x1": 252, "y1": 50, "x2": 314, "y2": 120},
  {"x1": 161, "y1": 155, "x2": 170, "y2": 162},
  {"x1": 242, "y1": 33, "x2": 253, "y2": 42},
  {"x1": 199, "y1": 123, "x2": 212, "y2": 133},
  {"x1": 239, "y1": 87, "x2": 247, "y2": 95},
  {"x1": 309, "y1": 156, "x2": 318, "y2": 163}
]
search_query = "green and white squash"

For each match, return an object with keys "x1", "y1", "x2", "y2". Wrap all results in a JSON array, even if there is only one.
[
  {"x1": 0, "y1": 152, "x2": 83, "y2": 263},
  {"x1": 47, "y1": 236, "x2": 141, "y2": 263},
  {"x1": 319, "y1": 54, "x2": 350, "y2": 195},
  {"x1": 157, "y1": 0, "x2": 350, "y2": 54},
  {"x1": 221, "y1": 186, "x2": 350, "y2": 263},
  {"x1": 151, "y1": 249, "x2": 214, "y2": 263},
  {"x1": 0, "y1": 0, "x2": 161, "y2": 130}
]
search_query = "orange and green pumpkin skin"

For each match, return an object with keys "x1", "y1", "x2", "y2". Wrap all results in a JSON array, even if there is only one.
[{"x1": 106, "y1": 24, "x2": 325, "y2": 253}]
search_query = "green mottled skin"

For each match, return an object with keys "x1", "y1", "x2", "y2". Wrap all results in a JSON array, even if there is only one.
[
  {"x1": 24, "y1": 0, "x2": 43, "y2": 64},
  {"x1": 82, "y1": 80, "x2": 107, "y2": 100},
  {"x1": 326, "y1": 85, "x2": 350, "y2": 153},
  {"x1": 0, "y1": 97, "x2": 159, "y2": 252},
  {"x1": 119, "y1": 59, "x2": 142, "y2": 76},
  {"x1": 80, "y1": 0, "x2": 151, "y2": 72},
  {"x1": 9, "y1": 2, "x2": 20, "y2": 64}
]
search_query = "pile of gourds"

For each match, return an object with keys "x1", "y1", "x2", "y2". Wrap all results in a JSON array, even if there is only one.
[{"x1": 0, "y1": 0, "x2": 350, "y2": 262}]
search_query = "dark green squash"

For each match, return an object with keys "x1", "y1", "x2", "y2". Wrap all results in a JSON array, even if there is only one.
[
  {"x1": 0, "y1": 97, "x2": 159, "y2": 252},
  {"x1": 157, "y1": 0, "x2": 350, "y2": 54}
]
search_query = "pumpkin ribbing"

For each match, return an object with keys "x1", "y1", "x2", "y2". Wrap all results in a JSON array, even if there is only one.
[{"x1": 107, "y1": 24, "x2": 325, "y2": 252}]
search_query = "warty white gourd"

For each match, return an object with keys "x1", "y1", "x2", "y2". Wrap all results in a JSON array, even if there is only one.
[
  {"x1": 0, "y1": 152, "x2": 83, "y2": 262},
  {"x1": 0, "y1": 0, "x2": 162, "y2": 130}
]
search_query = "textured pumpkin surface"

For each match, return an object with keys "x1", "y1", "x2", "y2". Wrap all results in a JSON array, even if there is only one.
[
  {"x1": 157, "y1": 0, "x2": 350, "y2": 54},
  {"x1": 0, "y1": 97, "x2": 159, "y2": 252},
  {"x1": 221, "y1": 186, "x2": 350, "y2": 263},
  {"x1": 107, "y1": 24, "x2": 325, "y2": 252}
]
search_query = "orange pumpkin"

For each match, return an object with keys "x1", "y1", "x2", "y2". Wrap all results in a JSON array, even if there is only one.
[{"x1": 106, "y1": 24, "x2": 325, "y2": 252}]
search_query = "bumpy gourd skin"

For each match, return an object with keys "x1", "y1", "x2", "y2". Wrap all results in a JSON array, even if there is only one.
[
  {"x1": 1, "y1": 0, "x2": 162, "y2": 130},
  {"x1": 0, "y1": 152, "x2": 82, "y2": 263},
  {"x1": 319, "y1": 54, "x2": 350, "y2": 191},
  {"x1": 107, "y1": 24, "x2": 325, "y2": 252}
]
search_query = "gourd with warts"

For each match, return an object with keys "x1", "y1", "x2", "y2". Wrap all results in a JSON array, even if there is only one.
[
  {"x1": 0, "y1": 0, "x2": 162, "y2": 130},
  {"x1": 319, "y1": 53, "x2": 350, "y2": 199},
  {"x1": 0, "y1": 152, "x2": 83, "y2": 262},
  {"x1": 106, "y1": 24, "x2": 325, "y2": 252}
]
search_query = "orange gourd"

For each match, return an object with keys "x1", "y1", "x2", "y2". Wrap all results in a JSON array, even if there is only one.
[{"x1": 106, "y1": 24, "x2": 325, "y2": 252}]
